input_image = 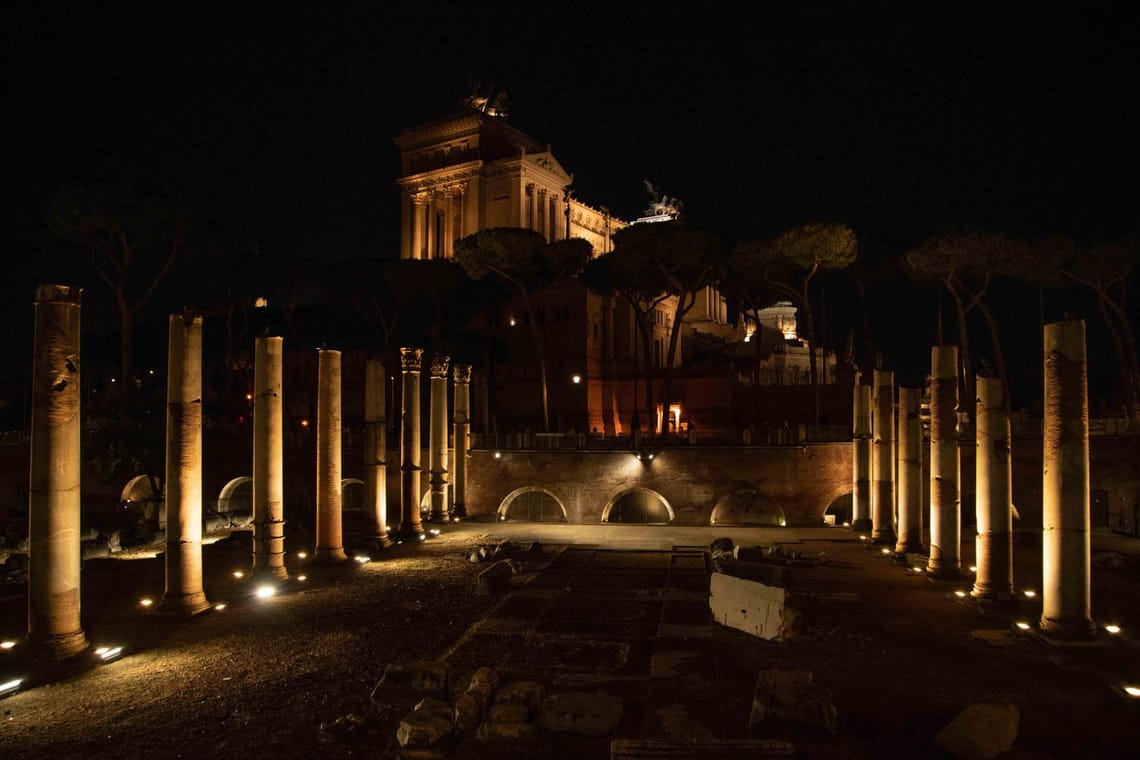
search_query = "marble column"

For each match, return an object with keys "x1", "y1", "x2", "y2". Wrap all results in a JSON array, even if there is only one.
[
  {"x1": 428, "y1": 355, "x2": 450, "y2": 523},
  {"x1": 315, "y1": 349, "x2": 346, "y2": 562},
  {"x1": 973, "y1": 376, "x2": 1013, "y2": 601},
  {"x1": 27, "y1": 284, "x2": 89, "y2": 660},
  {"x1": 412, "y1": 193, "x2": 427, "y2": 260},
  {"x1": 927, "y1": 346, "x2": 960, "y2": 578},
  {"x1": 852, "y1": 377, "x2": 872, "y2": 532},
  {"x1": 527, "y1": 184, "x2": 537, "y2": 232},
  {"x1": 1040, "y1": 320, "x2": 1095, "y2": 638},
  {"x1": 452, "y1": 364, "x2": 471, "y2": 519},
  {"x1": 253, "y1": 336, "x2": 288, "y2": 580},
  {"x1": 162, "y1": 313, "x2": 210, "y2": 615},
  {"x1": 399, "y1": 347, "x2": 425, "y2": 539},
  {"x1": 364, "y1": 359, "x2": 392, "y2": 548},
  {"x1": 871, "y1": 370, "x2": 897, "y2": 544},
  {"x1": 895, "y1": 386, "x2": 924, "y2": 554}
]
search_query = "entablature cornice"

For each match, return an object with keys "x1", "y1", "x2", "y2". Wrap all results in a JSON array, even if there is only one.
[{"x1": 397, "y1": 162, "x2": 483, "y2": 193}]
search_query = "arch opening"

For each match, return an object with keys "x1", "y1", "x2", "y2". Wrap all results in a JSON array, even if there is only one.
[
  {"x1": 217, "y1": 476, "x2": 253, "y2": 514},
  {"x1": 824, "y1": 492, "x2": 853, "y2": 526},
  {"x1": 342, "y1": 479, "x2": 366, "y2": 512},
  {"x1": 498, "y1": 488, "x2": 568, "y2": 523},
  {"x1": 710, "y1": 487, "x2": 784, "y2": 526},
  {"x1": 603, "y1": 488, "x2": 673, "y2": 524}
]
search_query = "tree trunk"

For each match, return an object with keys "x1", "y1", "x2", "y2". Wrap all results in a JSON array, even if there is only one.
[
  {"x1": 946, "y1": 282, "x2": 974, "y2": 420},
  {"x1": 1096, "y1": 294, "x2": 1140, "y2": 422},
  {"x1": 801, "y1": 287, "x2": 821, "y2": 426},
  {"x1": 118, "y1": 293, "x2": 133, "y2": 399},
  {"x1": 520, "y1": 290, "x2": 551, "y2": 433},
  {"x1": 976, "y1": 299, "x2": 1011, "y2": 413},
  {"x1": 637, "y1": 315, "x2": 655, "y2": 438}
]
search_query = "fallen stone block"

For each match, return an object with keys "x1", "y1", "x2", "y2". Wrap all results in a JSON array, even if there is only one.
[
  {"x1": 710, "y1": 571, "x2": 803, "y2": 641},
  {"x1": 934, "y1": 701, "x2": 1019, "y2": 759},
  {"x1": 371, "y1": 660, "x2": 449, "y2": 705},
  {"x1": 749, "y1": 669, "x2": 836, "y2": 735},
  {"x1": 494, "y1": 680, "x2": 545, "y2": 717},
  {"x1": 477, "y1": 719, "x2": 539, "y2": 740},
  {"x1": 610, "y1": 738, "x2": 795, "y2": 758},
  {"x1": 397, "y1": 698, "x2": 455, "y2": 757},
  {"x1": 477, "y1": 560, "x2": 520, "y2": 595},
  {"x1": 487, "y1": 702, "x2": 530, "y2": 724},
  {"x1": 537, "y1": 691, "x2": 624, "y2": 736}
]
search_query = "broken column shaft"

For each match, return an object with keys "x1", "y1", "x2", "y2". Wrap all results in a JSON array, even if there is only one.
[
  {"x1": 399, "y1": 347, "x2": 425, "y2": 540},
  {"x1": 452, "y1": 364, "x2": 471, "y2": 519},
  {"x1": 973, "y1": 375, "x2": 1013, "y2": 600},
  {"x1": 27, "y1": 284, "x2": 89, "y2": 660},
  {"x1": 852, "y1": 378, "x2": 872, "y2": 532},
  {"x1": 315, "y1": 349, "x2": 346, "y2": 562},
  {"x1": 364, "y1": 359, "x2": 391, "y2": 548},
  {"x1": 1040, "y1": 320, "x2": 1095, "y2": 638},
  {"x1": 871, "y1": 369, "x2": 897, "y2": 544},
  {"x1": 895, "y1": 386, "x2": 924, "y2": 554},
  {"x1": 162, "y1": 313, "x2": 211, "y2": 615},
  {"x1": 253, "y1": 336, "x2": 288, "y2": 580},
  {"x1": 927, "y1": 346, "x2": 961, "y2": 578},
  {"x1": 428, "y1": 355, "x2": 450, "y2": 523}
]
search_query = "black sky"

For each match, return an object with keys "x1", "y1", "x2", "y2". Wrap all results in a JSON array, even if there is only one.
[{"x1": 7, "y1": 2, "x2": 1137, "y2": 260}]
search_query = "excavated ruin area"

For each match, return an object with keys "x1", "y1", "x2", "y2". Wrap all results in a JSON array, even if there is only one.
[{"x1": 1, "y1": 526, "x2": 1138, "y2": 758}]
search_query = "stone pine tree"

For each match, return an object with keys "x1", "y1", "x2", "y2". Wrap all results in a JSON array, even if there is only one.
[
  {"x1": 903, "y1": 232, "x2": 1029, "y2": 414},
  {"x1": 733, "y1": 223, "x2": 857, "y2": 424},
  {"x1": 45, "y1": 183, "x2": 189, "y2": 398},
  {"x1": 454, "y1": 228, "x2": 592, "y2": 433},
  {"x1": 608, "y1": 221, "x2": 729, "y2": 409}
]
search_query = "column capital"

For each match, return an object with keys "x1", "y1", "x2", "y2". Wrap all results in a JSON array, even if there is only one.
[
  {"x1": 400, "y1": 347, "x2": 423, "y2": 372},
  {"x1": 430, "y1": 354, "x2": 451, "y2": 378},
  {"x1": 412, "y1": 192, "x2": 430, "y2": 206},
  {"x1": 453, "y1": 364, "x2": 472, "y2": 384}
]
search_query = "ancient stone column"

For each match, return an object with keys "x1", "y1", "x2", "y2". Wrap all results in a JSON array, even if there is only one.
[
  {"x1": 927, "y1": 346, "x2": 961, "y2": 578},
  {"x1": 452, "y1": 364, "x2": 472, "y2": 519},
  {"x1": 973, "y1": 376, "x2": 1013, "y2": 601},
  {"x1": 162, "y1": 313, "x2": 211, "y2": 615},
  {"x1": 253, "y1": 336, "x2": 288, "y2": 580},
  {"x1": 895, "y1": 386, "x2": 924, "y2": 554},
  {"x1": 428, "y1": 354, "x2": 450, "y2": 523},
  {"x1": 315, "y1": 349, "x2": 346, "y2": 562},
  {"x1": 27, "y1": 284, "x2": 89, "y2": 660},
  {"x1": 412, "y1": 194, "x2": 427, "y2": 260},
  {"x1": 871, "y1": 370, "x2": 897, "y2": 545},
  {"x1": 851, "y1": 378, "x2": 872, "y2": 532},
  {"x1": 363, "y1": 359, "x2": 392, "y2": 548},
  {"x1": 1040, "y1": 320, "x2": 1095, "y2": 638},
  {"x1": 399, "y1": 347, "x2": 425, "y2": 540}
]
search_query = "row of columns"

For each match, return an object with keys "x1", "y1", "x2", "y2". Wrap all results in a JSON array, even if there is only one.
[
  {"x1": 25, "y1": 286, "x2": 473, "y2": 660},
  {"x1": 849, "y1": 321, "x2": 1094, "y2": 638}
]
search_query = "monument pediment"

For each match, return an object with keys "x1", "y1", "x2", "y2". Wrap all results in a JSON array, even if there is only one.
[{"x1": 525, "y1": 150, "x2": 571, "y2": 182}]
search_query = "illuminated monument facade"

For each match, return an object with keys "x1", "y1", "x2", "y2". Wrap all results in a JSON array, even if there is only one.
[{"x1": 394, "y1": 105, "x2": 838, "y2": 437}]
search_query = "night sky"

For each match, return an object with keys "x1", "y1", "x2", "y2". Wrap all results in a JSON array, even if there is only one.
[{"x1": 3, "y1": 2, "x2": 1137, "y2": 409}]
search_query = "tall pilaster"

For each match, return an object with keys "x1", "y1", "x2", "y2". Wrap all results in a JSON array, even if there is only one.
[
  {"x1": 871, "y1": 370, "x2": 897, "y2": 544},
  {"x1": 1040, "y1": 320, "x2": 1095, "y2": 638},
  {"x1": 527, "y1": 183, "x2": 537, "y2": 232},
  {"x1": 253, "y1": 336, "x2": 288, "y2": 580},
  {"x1": 973, "y1": 376, "x2": 1013, "y2": 601},
  {"x1": 399, "y1": 347, "x2": 425, "y2": 540},
  {"x1": 364, "y1": 359, "x2": 392, "y2": 548},
  {"x1": 852, "y1": 378, "x2": 872, "y2": 532},
  {"x1": 412, "y1": 193, "x2": 428, "y2": 260},
  {"x1": 428, "y1": 355, "x2": 450, "y2": 523},
  {"x1": 895, "y1": 386, "x2": 924, "y2": 554},
  {"x1": 927, "y1": 346, "x2": 961, "y2": 578},
  {"x1": 162, "y1": 313, "x2": 210, "y2": 615},
  {"x1": 27, "y1": 284, "x2": 88, "y2": 660},
  {"x1": 315, "y1": 349, "x2": 346, "y2": 562},
  {"x1": 452, "y1": 364, "x2": 471, "y2": 519}
]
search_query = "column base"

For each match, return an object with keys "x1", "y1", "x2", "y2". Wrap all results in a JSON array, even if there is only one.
[
  {"x1": 313, "y1": 547, "x2": 348, "y2": 563},
  {"x1": 27, "y1": 628, "x2": 89, "y2": 663},
  {"x1": 925, "y1": 561, "x2": 961, "y2": 579},
  {"x1": 393, "y1": 525, "x2": 426, "y2": 543},
  {"x1": 894, "y1": 534, "x2": 924, "y2": 555},
  {"x1": 159, "y1": 591, "x2": 212, "y2": 617},
  {"x1": 850, "y1": 519, "x2": 872, "y2": 533},
  {"x1": 451, "y1": 503, "x2": 467, "y2": 520},
  {"x1": 362, "y1": 534, "x2": 394, "y2": 553},
  {"x1": 1039, "y1": 615, "x2": 1097, "y2": 641},
  {"x1": 970, "y1": 584, "x2": 1014, "y2": 603},
  {"x1": 871, "y1": 529, "x2": 896, "y2": 545},
  {"x1": 250, "y1": 564, "x2": 290, "y2": 582}
]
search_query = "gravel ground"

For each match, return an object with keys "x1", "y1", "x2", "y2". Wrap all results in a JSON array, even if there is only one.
[{"x1": 1, "y1": 526, "x2": 1139, "y2": 759}]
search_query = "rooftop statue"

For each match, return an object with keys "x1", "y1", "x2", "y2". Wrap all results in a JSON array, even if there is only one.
[
  {"x1": 643, "y1": 180, "x2": 683, "y2": 219},
  {"x1": 460, "y1": 87, "x2": 510, "y2": 119}
]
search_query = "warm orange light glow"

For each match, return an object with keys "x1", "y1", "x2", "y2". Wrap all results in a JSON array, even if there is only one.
[
  {"x1": 139, "y1": 598, "x2": 154, "y2": 607},
  {"x1": 233, "y1": 570, "x2": 244, "y2": 579}
]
